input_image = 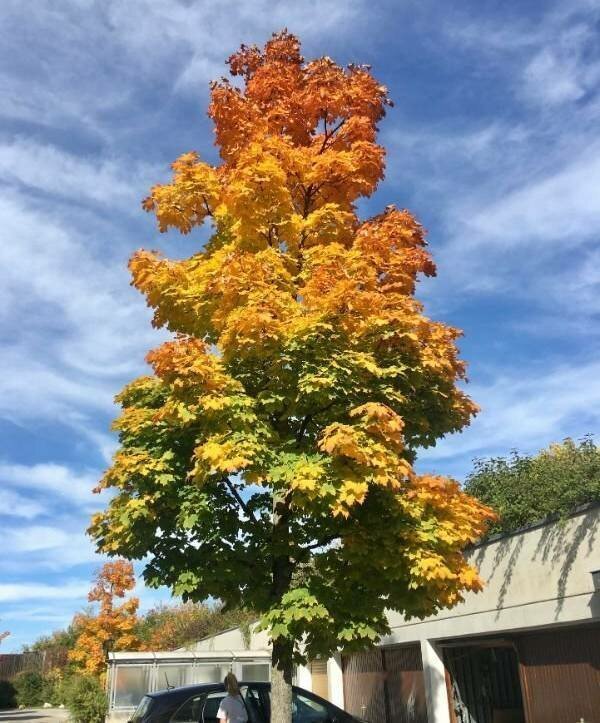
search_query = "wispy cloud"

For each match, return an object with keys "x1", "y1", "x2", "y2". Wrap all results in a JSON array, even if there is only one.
[
  {"x1": 0, "y1": 139, "x2": 158, "y2": 208},
  {"x1": 0, "y1": 580, "x2": 89, "y2": 604},
  {"x1": 421, "y1": 358, "x2": 600, "y2": 476},
  {"x1": 0, "y1": 462, "x2": 99, "y2": 507},
  {"x1": 0, "y1": 489, "x2": 45, "y2": 520}
]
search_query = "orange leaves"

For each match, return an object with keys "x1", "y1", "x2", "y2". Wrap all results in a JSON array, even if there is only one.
[
  {"x1": 147, "y1": 337, "x2": 230, "y2": 393},
  {"x1": 88, "y1": 560, "x2": 136, "y2": 605},
  {"x1": 354, "y1": 207, "x2": 436, "y2": 295},
  {"x1": 70, "y1": 561, "x2": 141, "y2": 677}
]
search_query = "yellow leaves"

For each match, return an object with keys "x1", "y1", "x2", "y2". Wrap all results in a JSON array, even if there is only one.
[
  {"x1": 410, "y1": 553, "x2": 457, "y2": 582},
  {"x1": 100, "y1": 449, "x2": 172, "y2": 490},
  {"x1": 332, "y1": 479, "x2": 369, "y2": 516},
  {"x1": 289, "y1": 459, "x2": 327, "y2": 494},
  {"x1": 298, "y1": 204, "x2": 355, "y2": 249},
  {"x1": 194, "y1": 435, "x2": 262, "y2": 477},
  {"x1": 458, "y1": 565, "x2": 484, "y2": 591},
  {"x1": 223, "y1": 142, "x2": 297, "y2": 248},
  {"x1": 319, "y1": 424, "x2": 370, "y2": 465},
  {"x1": 351, "y1": 402, "x2": 404, "y2": 449},
  {"x1": 143, "y1": 152, "x2": 220, "y2": 234},
  {"x1": 404, "y1": 475, "x2": 497, "y2": 548}
]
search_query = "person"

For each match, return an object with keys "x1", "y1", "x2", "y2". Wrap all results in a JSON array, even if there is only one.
[{"x1": 217, "y1": 672, "x2": 248, "y2": 723}]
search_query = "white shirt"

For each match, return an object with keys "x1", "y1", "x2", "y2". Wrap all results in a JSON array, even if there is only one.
[{"x1": 217, "y1": 694, "x2": 248, "y2": 723}]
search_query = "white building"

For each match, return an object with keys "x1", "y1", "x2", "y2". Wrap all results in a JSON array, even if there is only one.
[{"x1": 107, "y1": 503, "x2": 600, "y2": 722}]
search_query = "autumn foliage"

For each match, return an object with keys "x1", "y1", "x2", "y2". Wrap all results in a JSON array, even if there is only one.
[
  {"x1": 69, "y1": 561, "x2": 140, "y2": 677},
  {"x1": 90, "y1": 30, "x2": 494, "y2": 701}
]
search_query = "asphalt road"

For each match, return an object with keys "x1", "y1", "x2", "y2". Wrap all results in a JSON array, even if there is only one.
[{"x1": 0, "y1": 710, "x2": 70, "y2": 722}]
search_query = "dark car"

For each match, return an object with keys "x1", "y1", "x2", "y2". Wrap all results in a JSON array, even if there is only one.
[{"x1": 129, "y1": 681, "x2": 364, "y2": 723}]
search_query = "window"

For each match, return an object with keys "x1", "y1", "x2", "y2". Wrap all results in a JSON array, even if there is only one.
[
  {"x1": 131, "y1": 696, "x2": 153, "y2": 723},
  {"x1": 113, "y1": 665, "x2": 152, "y2": 708},
  {"x1": 292, "y1": 691, "x2": 334, "y2": 723},
  {"x1": 201, "y1": 691, "x2": 227, "y2": 723},
  {"x1": 243, "y1": 685, "x2": 269, "y2": 723},
  {"x1": 171, "y1": 694, "x2": 205, "y2": 723},
  {"x1": 241, "y1": 663, "x2": 270, "y2": 682},
  {"x1": 260, "y1": 688, "x2": 337, "y2": 723},
  {"x1": 156, "y1": 664, "x2": 193, "y2": 691}
]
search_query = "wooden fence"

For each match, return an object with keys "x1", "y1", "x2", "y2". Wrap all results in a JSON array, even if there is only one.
[{"x1": 0, "y1": 649, "x2": 69, "y2": 680}]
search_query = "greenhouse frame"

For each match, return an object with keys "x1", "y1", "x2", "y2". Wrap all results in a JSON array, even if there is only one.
[{"x1": 106, "y1": 650, "x2": 271, "y2": 720}]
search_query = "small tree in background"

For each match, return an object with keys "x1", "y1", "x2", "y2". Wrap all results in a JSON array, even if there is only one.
[
  {"x1": 465, "y1": 435, "x2": 600, "y2": 535},
  {"x1": 90, "y1": 31, "x2": 495, "y2": 722},
  {"x1": 69, "y1": 561, "x2": 140, "y2": 677}
]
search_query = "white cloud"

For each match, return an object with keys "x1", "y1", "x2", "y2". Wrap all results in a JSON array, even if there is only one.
[
  {"x1": 465, "y1": 146, "x2": 600, "y2": 247},
  {"x1": 0, "y1": 0, "x2": 367, "y2": 137},
  {"x1": 0, "y1": 489, "x2": 44, "y2": 519},
  {"x1": 0, "y1": 190, "x2": 156, "y2": 436},
  {"x1": 421, "y1": 358, "x2": 600, "y2": 474},
  {"x1": 443, "y1": 1, "x2": 600, "y2": 108},
  {"x1": 0, "y1": 580, "x2": 89, "y2": 603},
  {"x1": 0, "y1": 523, "x2": 102, "y2": 570},
  {"x1": 103, "y1": 0, "x2": 366, "y2": 93},
  {"x1": 0, "y1": 139, "x2": 158, "y2": 208},
  {"x1": 520, "y1": 22, "x2": 600, "y2": 107},
  {"x1": 0, "y1": 462, "x2": 99, "y2": 506}
]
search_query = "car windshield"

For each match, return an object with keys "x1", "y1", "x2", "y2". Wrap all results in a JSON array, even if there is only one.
[{"x1": 130, "y1": 695, "x2": 153, "y2": 722}]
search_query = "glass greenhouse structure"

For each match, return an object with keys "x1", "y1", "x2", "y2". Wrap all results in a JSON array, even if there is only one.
[{"x1": 107, "y1": 650, "x2": 271, "y2": 718}]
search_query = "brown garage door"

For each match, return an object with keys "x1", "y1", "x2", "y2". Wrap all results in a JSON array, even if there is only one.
[
  {"x1": 517, "y1": 625, "x2": 600, "y2": 723},
  {"x1": 342, "y1": 644, "x2": 428, "y2": 723}
]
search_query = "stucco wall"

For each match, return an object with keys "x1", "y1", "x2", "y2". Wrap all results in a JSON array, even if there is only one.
[
  {"x1": 384, "y1": 504, "x2": 600, "y2": 644},
  {"x1": 183, "y1": 623, "x2": 270, "y2": 652}
]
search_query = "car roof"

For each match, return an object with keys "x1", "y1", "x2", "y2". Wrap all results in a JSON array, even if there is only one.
[{"x1": 148, "y1": 681, "x2": 270, "y2": 700}]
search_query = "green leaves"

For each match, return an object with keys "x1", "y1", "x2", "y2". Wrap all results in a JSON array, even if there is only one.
[{"x1": 465, "y1": 436, "x2": 600, "y2": 535}]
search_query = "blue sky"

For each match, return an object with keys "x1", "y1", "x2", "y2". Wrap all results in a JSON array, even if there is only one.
[{"x1": 1, "y1": 0, "x2": 599, "y2": 651}]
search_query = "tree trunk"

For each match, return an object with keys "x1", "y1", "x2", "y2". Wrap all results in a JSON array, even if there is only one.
[
  {"x1": 271, "y1": 636, "x2": 294, "y2": 723},
  {"x1": 271, "y1": 487, "x2": 294, "y2": 723}
]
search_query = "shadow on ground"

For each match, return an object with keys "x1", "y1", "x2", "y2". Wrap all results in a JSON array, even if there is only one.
[{"x1": 0, "y1": 710, "x2": 69, "y2": 722}]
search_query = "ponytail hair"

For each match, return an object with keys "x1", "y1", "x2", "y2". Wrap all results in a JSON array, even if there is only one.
[{"x1": 224, "y1": 671, "x2": 240, "y2": 695}]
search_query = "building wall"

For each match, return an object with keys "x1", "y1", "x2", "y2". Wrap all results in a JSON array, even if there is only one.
[
  {"x1": 384, "y1": 504, "x2": 599, "y2": 646},
  {"x1": 333, "y1": 505, "x2": 600, "y2": 723},
  {"x1": 182, "y1": 623, "x2": 271, "y2": 653}
]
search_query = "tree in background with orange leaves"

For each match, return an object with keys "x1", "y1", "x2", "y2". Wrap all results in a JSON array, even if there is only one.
[
  {"x1": 90, "y1": 31, "x2": 495, "y2": 722},
  {"x1": 69, "y1": 561, "x2": 140, "y2": 678}
]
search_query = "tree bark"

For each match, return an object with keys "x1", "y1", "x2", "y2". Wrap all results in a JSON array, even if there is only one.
[
  {"x1": 271, "y1": 636, "x2": 294, "y2": 723},
  {"x1": 270, "y1": 488, "x2": 294, "y2": 723}
]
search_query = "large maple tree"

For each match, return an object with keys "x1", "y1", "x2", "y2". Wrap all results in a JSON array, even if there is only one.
[{"x1": 90, "y1": 31, "x2": 494, "y2": 722}]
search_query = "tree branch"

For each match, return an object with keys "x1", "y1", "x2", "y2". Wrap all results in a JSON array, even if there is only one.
[
  {"x1": 295, "y1": 414, "x2": 313, "y2": 445},
  {"x1": 222, "y1": 476, "x2": 260, "y2": 526}
]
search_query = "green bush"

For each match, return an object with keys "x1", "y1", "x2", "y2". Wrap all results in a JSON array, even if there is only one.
[
  {"x1": 64, "y1": 675, "x2": 107, "y2": 723},
  {"x1": 13, "y1": 671, "x2": 45, "y2": 707},
  {"x1": 0, "y1": 680, "x2": 17, "y2": 708},
  {"x1": 465, "y1": 436, "x2": 600, "y2": 535}
]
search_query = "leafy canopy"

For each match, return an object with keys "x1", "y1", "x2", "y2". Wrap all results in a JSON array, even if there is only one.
[
  {"x1": 90, "y1": 31, "x2": 494, "y2": 662},
  {"x1": 465, "y1": 436, "x2": 600, "y2": 535}
]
